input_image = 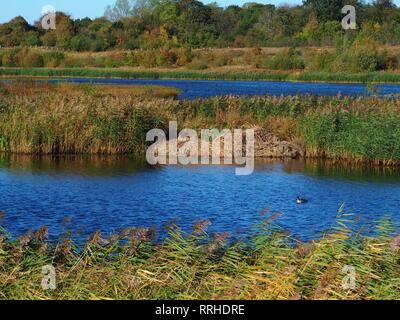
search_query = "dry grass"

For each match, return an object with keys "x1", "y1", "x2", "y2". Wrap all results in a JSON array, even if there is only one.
[
  {"x1": 0, "y1": 81, "x2": 179, "y2": 98},
  {"x1": 0, "y1": 82, "x2": 176, "y2": 154},
  {"x1": 0, "y1": 212, "x2": 399, "y2": 300}
]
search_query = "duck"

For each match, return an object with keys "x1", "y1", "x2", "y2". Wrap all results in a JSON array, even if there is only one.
[{"x1": 296, "y1": 196, "x2": 308, "y2": 204}]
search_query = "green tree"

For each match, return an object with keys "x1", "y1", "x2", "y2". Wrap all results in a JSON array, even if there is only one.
[
  {"x1": 57, "y1": 13, "x2": 74, "y2": 49},
  {"x1": 105, "y1": 0, "x2": 135, "y2": 21},
  {"x1": 303, "y1": 0, "x2": 344, "y2": 22}
]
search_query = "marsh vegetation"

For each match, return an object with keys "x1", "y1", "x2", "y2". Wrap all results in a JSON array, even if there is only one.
[
  {"x1": 1, "y1": 211, "x2": 400, "y2": 300},
  {"x1": 1, "y1": 82, "x2": 400, "y2": 166}
]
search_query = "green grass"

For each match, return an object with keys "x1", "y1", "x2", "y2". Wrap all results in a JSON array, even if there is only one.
[
  {"x1": 0, "y1": 67, "x2": 287, "y2": 81},
  {"x1": 1, "y1": 212, "x2": 400, "y2": 300},
  {"x1": 2, "y1": 67, "x2": 400, "y2": 83}
]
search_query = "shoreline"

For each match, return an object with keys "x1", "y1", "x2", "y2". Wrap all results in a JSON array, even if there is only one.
[
  {"x1": 2, "y1": 67, "x2": 400, "y2": 84},
  {"x1": 1, "y1": 151, "x2": 400, "y2": 168}
]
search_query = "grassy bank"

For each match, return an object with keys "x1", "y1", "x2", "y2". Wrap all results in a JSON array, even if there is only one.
[
  {"x1": 2, "y1": 44, "x2": 400, "y2": 80},
  {"x1": 2, "y1": 67, "x2": 400, "y2": 83},
  {"x1": 1, "y1": 212, "x2": 399, "y2": 300},
  {"x1": 1, "y1": 83, "x2": 400, "y2": 164}
]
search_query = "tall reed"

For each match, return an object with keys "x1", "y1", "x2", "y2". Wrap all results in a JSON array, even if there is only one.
[
  {"x1": 0, "y1": 83, "x2": 173, "y2": 154},
  {"x1": 2, "y1": 83, "x2": 400, "y2": 165},
  {"x1": 3, "y1": 67, "x2": 400, "y2": 83},
  {"x1": 1, "y1": 212, "x2": 399, "y2": 300}
]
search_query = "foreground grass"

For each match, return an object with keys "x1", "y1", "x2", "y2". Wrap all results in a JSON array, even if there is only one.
[
  {"x1": 1, "y1": 212, "x2": 399, "y2": 300},
  {"x1": 2, "y1": 67, "x2": 400, "y2": 83}
]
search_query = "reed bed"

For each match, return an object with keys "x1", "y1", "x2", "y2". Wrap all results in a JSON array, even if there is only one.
[
  {"x1": 177, "y1": 95, "x2": 400, "y2": 165},
  {"x1": 1, "y1": 211, "x2": 399, "y2": 300},
  {"x1": 2, "y1": 67, "x2": 400, "y2": 83},
  {"x1": 0, "y1": 67, "x2": 288, "y2": 81},
  {"x1": 0, "y1": 82, "x2": 174, "y2": 154},
  {"x1": 2, "y1": 83, "x2": 400, "y2": 165}
]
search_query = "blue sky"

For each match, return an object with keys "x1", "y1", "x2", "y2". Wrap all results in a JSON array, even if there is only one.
[
  {"x1": 1, "y1": 0, "x2": 303, "y2": 23},
  {"x1": 1, "y1": 0, "x2": 399, "y2": 23}
]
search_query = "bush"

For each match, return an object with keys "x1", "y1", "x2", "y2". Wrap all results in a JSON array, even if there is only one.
[
  {"x1": 90, "y1": 56, "x2": 106, "y2": 68},
  {"x1": 24, "y1": 32, "x2": 41, "y2": 47},
  {"x1": 175, "y1": 48, "x2": 192, "y2": 66},
  {"x1": 211, "y1": 53, "x2": 230, "y2": 67},
  {"x1": 21, "y1": 51, "x2": 44, "y2": 68},
  {"x1": 70, "y1": 36, "x2": 91, "y2": 52},
  {"x1": 355, "y1": 49, "x2": 386, "y2": 72},
  {"x1": 155, "y1": 49, "x2": 177, "y2": 67},
  {"x1": 104, "y1": 51, "x2": 127, "y2": 68},
  {"x1": 330, "y1": 46, "x2": 392, "y2": 73},
  {"x1": 187, "y1": 59, "x2": 208, "y2": 70},
  {"x1": 385, "y1": 54, "x2": 399, "y2": 70},
  {"x1": 41, "y1": 32, "x2": 57, "y2": 47},
  {"x1": 1, "y1": 49, "x2": 20, "y2": 67},
  {"x1": 42, "y1": 51, "x2": 65, "y2": 68},
  {"x1": 136, "y1": 50, "x2": 157, "y2": 68},
  {"x1": 307, "y1": 50, "x2": 335, "y2": 71},
  {"x1": 242, "y1": 47, "x2": 262, "y2": 66},
  {"x1": 60, "y1": 57, "x2": 83, "y2": 68},
  {"x1": 125, "y1": 51, "x2": 138, "y2": 66},
  {"x1": 261, "y1": 48, "x2": 305, "y2": 70}
]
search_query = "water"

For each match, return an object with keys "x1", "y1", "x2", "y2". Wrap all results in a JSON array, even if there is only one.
[
  {"x1": 2, "y1": 79, "x2": 400, "y2": 241},
  {"x1": 40, "y1": 78, "x2": 400, "y2": 99},
  {"x1": 1, "y1": 155, "x2": 399, "y2": 241}
]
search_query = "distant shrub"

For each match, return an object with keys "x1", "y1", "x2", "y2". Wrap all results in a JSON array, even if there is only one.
[
  {"x1": 125, "y1": 51, "x2": 139, "y2": 67},
  {"x1": 41, "y1": 32, "x2": 57, "y2": 47},
  {"x1": 90, "y1": 56, "x2": 106, "y2": 68},
  {"x1": 24, "y1": 32, "x2": 41, "y2": 47},
  {"x1": 70, "y1": 36, "x2": 91, "y2": 52},
  {"x1": 356, "y1": 49, "x2": 386, "y2": 72},
  {"x1": 21, "y1": 51, "x2": 44, "y2": 68},
  {"x1": 187, "y1": 59, "x2": 208, "y2": 70},
  {"x1": 331, "y1": 46, "x2": 393, "y2": 73},
  {"x1": 307, "y1": 50, "x2": 335, "y2": 71},
  {"x1": 211, "y1": 53, "x2": 230, "y2": 67},
  {"x1": 261, "y1": 48, "x2": 305, "y2": 70},
  {"x1": 1, "y1": 49, "x2": 20, "y2": 67},
  {"x1": 105, "y1": 51, "x2": 127, "y2": 68},
  {"x1": 60, "y1": 56, "x2": 84, "y2": 68},
  {"x1": 155, "y1": 49, "x2": 177, "y2": 67},
  {"x1": 90, "y1": 37, "x2": 106, "y2": 52},
  {"x1": 175, "y1": 48, "x2": 192, "y2": 66},
  {"x1": 384, "y1": 54, "x2": 399, "y2": 70},
  {"x1": 42, "y1": 51, "x2": 65, "y2": 68},
  {"x1": 136, "y1": 50, "x2": 157, "y2": 68},
  {"x1": 242, "y1": 47, "x2": 262, "y2": 66}
]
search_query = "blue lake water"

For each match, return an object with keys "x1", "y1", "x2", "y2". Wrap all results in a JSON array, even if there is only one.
[
  {"x1": 40, "y1": 78, "x2": 400, "y2": 99},
  {"x1": 0, "y1": 156, "x2": 399, "y2": 242},
  {"x1": 1, "y1": 79, "x2": 400, "y2": 241}
]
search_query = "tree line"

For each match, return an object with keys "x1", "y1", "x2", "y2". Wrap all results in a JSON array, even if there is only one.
[{"x1": 0, "y1": 0, "x2": 399, "y2": 51}]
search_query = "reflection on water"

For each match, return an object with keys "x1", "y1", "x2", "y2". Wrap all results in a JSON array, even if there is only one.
[
  {"x1": 0, "y1": 154, "x2": 400, "y2": 241},
  {"x1": 303, "y1": 160, "x2": 400, "y2": 183},
  {"x1": 0, "y1": 154, "x2": 150, "y2": 177}
]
